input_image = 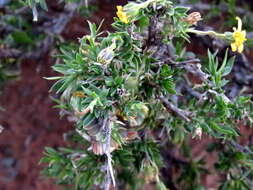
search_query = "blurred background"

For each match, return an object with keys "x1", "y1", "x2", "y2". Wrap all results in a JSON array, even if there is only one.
[{"x1": 0, "y1": 0, "x2": 253, "y2": 189}]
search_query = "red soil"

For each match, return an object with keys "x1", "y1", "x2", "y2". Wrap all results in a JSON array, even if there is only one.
[{"x1": 0, "y1": 57, "x2": 71, "y2": 190}]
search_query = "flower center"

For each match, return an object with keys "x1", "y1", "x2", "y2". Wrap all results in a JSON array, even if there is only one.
[{"x1": 233, "y1": 31, "x2": 246, "y2": 45}]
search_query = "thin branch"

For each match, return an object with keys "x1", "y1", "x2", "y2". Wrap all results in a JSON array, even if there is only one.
[
  {"x1": 158, "y1": 96, "x2": 192, "y2": 122},
  {"x1": 156, "y1": 58, "x2": 201, "y2": 66},
  {"x1": 182, "y1": 63, "x2": 209, "y2": 81},
  {"x1": 155, "y1": 58, "x2": 209, "y2": 82},
  {"x1": 184, "y1": 85, "x2": 203, "y2": 99},
  {"x1": 228, "y1": 141, "x2": 252, "y2": 154},
  {"x1": 0, "y1": 48, "x2": 22, "y2": 59},
  {"x1": 102, "y1": 117, "x2": 115, "y2": 190}
]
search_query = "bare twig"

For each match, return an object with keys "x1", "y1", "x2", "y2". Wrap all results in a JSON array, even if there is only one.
[
  {"x1": 102, "y1": 117, "x2": 115, "y2": 190},
  {"x1": 0, "y1": 48, "x2": 22, "y2": 59},
  {"x1": 228, "y1": 141, "x2": 252, "y2": 154},
  {"x1": 184, "y1": 85, "x2": 203, "y2": 99},
  {"x1": 182, "y1": 63, "x2": 209, "y2": 81},
  {"x1": 156, "y1": 57, "x2": 210, "y2": 82},
  {"x1": 155, "y1": 57, "x2": 201, "y2": 66},
  {"x1": 159, "y1": 96, "x2": 192, "y2": 122},
  {"x1": 208, "y1": 89, "x2": 231, "y2": 103}
]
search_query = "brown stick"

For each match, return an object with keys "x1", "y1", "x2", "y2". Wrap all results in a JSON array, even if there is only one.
[{"x1": 159, "y1": 96, "x2": 192, "y2": 122}]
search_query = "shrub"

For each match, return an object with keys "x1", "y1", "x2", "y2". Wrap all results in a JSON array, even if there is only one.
[{"x1": 41, "y1": 0, "x2": 253, "y2": 189}]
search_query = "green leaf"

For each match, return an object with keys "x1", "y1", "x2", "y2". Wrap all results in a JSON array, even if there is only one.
[
  {"x1": 162, "y1": 79, "x2": 176, "y2": 94},
  {"x1": 83, "y1": 113, "x2": 95, "y2": 127},
  {"x1": 44, "y1": 76, "x2": 64, "y2": 80},
  {"x1": 39, "y1": 0, "x2": 48, "y2": 11},
  {"x1": 222, "y1": 56, "x2": 235, "y2": 76},
  {"x1": 218, "y1": 49, "x2": 228, "y2": 74},
  {"x1": 56, "y1": 75, "x2": 76, "y2": 94},
  {"x1": 87, "y1": 20, "x2": 97, "y2": 39},
  {"x1": 174, "y1": 6, "x2": 190, "y2": 14},
  {"x1": 45, "y1": 147, "x2": 58, "y2": 155},
  {"x1": 209, "y1": 121, "x2": 238, "y2": 136},
  {"x1": 208, "y1": 49, "x2": 218, "y2": 75},
  {"x1": 12, "y1": 30, "x2": 34, "y2": 44},
  {"x1": 137, "y1": 15, "x2": 149, "y2": 29},
  {"x1": 161, "y1": 65, "x2": 173, "y2": 78},
  {"x1": 49, "y1": 78, "x2": 65, "y2": 92}
]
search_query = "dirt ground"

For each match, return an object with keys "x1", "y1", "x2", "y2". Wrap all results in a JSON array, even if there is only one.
[{"x1": 0, "y1": 57, "x2": 71, "y2": 190}]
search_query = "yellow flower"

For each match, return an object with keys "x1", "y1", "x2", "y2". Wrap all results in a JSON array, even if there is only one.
[
  {"x1": 231, "y1": 17, "x2": 247, "y2": 53},
  {"x1": 116, "y1": 6, "x2": 129, "y2": 24}
]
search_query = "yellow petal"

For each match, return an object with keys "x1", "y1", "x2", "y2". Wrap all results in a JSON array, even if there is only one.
[
  {"x1": 236, "y1": 17, "x2": 242, "y2": 31},
  {"x1": 116, "y1": 11, "x2": 121, "y2": 18},
  {"x1": 232, "y1": 31, "x2": 237, "y2": 38},
  {"x1": 117, "y1": 6, "x2": 123, "y2": 12},
  {"x1": 241, "y1": 30, "x2": 247, "y2": 40},
  {"x1": 122, "y1": 17, "x2": 128, "y2": 24},
  {"x1": 241, "y1": 30, "x2": 246, "y2": 37},
  {"x1": 116, "y1": 5, "x2": 129, "y2": 24},
  {"x1": 231, "y1": 43, "x2": 237, "y2": 52},
  {"x1": 238, "y1": 44, "x2": 244, "y2": 53}
]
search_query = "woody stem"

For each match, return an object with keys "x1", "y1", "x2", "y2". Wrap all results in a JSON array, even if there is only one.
[{"x1": 186, "y1": 28, "x2": 226, "y2": 38}]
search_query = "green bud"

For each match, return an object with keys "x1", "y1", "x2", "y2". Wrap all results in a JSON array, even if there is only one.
[
  {"x1": 224, "y1": 31, "x2": 234, "y2": 43},
  {"x1": 125, "y1": 76, "x2": 139, "y2": 90}
]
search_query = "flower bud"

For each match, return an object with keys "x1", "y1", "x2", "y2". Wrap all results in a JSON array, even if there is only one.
[
  {"x1": 92, "y1": 141, "x2": 103, "y2": 155},
  {"x1": 110, "y1": 140, "x2": 120, "y2": 152},
  {"x1": 125, "y1": 76, "x2": 139, "y2": 90},
  {"x1": 123, "y1": 0, "x2": 157, "y2": 22},
  {"x1": 195, "y1": 127, "x2": 202, "y2": 139},
  {"x1": 97, "y1": 40, "x2": 116, "y2": 65},
  {"x1": 75, "y1": 107, "x2": 91, "y2": 117},
  {"x1": 140, "y1": 104, "x2": 149, "y2": 117},
  {"x1": 129, "y1": 116, "x2": 138, "y2": 127},
  {"x1": 184, "y1": 12, "x2": 202, "y2": 25},
  {"x1": 73, "y1": 91, "x2": 86, "y2": 98},
  {"x1": 124, "y1": 131, "x2": 139, "y2": 141}
]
